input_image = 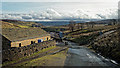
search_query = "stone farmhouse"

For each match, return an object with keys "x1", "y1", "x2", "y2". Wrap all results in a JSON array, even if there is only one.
[{"x1": 2, "y1": 28, "x2": 51, "y2": 50}]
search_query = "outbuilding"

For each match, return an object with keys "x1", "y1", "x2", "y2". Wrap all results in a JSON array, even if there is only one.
[{"x1": 2, "y1": 28, "x2": 51, "y2": 50}]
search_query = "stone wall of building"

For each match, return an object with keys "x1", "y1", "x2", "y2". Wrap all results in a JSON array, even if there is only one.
[
  {"x1": 2, "y1": 40, "x2": 56, "y2": 62},
  {"x1": 11, "y1": 36, "x2": 51, "y2": 47},
  {"x1": 2, "y1": 36, "x2": 11, "y2": 50}
]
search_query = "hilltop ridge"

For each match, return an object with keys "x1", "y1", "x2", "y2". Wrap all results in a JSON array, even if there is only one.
[{"x1": 1, "y1": 19, "x2": 43, "y2": 28}]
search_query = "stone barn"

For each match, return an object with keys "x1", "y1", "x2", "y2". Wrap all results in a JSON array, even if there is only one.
[{"x1": 2, "y1": 28, "x2": 51, "y2": 50}]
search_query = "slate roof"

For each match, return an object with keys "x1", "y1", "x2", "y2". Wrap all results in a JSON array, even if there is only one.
[{"x1": 2, "y1": 28, "x2": 50, "y2": 42}]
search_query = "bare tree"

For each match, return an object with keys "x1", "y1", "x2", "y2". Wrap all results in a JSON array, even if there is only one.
[
  {"x1": 88, "y1": 22, "x2": 95, "y2": 28},
  {"x1": 112, "y1": 19, "x2": 117, "y2": 25},
  {"x1": 77, "y1": 23, "x2": 80, "y2": 29},
  {"x1": 69, "y1": 20, "x2": 76, "y2": 32},
  {"x1": 80, "y1": 23, "x2": 83, "y2": 30},
  {"x1": 85, "y1": 22, "x2": 89, "y2": 28},
  {"x1": 77, "y1": 23, "x2": 83, "y2": 30},
  {"x1": 92, "y1": 22, "x2": 95, "y2": 28}
]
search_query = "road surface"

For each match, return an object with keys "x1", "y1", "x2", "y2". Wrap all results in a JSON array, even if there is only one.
[{"x1": 64, "y1": 41, "x2": 119, "y2": 67}]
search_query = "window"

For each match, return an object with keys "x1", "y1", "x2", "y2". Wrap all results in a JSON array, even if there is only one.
[{"x1": 19, "y1": 43, "x2": 21, "y2": 47}]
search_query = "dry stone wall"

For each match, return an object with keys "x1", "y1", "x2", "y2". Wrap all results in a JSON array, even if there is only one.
[{"x1": 2, "y1": 40, "x2": 56, "y2": 62}]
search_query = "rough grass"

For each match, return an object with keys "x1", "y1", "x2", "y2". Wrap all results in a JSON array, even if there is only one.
[
  {"x1": 89, "y1": 31, "x2": 120, "y2": 65},
  {"x1": 72, "y1": 34, "x2": 99, "y2": 45},
  {"x1": 64, "y1": 25, "x2": 117, "y2": 46},
  {"x1": 1, "y1": 21, "x2": 19, "y2": 28},
  {"x1": 14, "y1": 48, "x2": 68, "y2": 66}
]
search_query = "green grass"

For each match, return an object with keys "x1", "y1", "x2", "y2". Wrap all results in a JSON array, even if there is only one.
[
  {"x1": 72, "y1": 33, "x2": 99, "y2": 45},
  {"x1": 72, "y1": 36, "x2": 92, "y2": 45},
  {"x1": 17, "y1": 25, "x2": 29, "y2": 28}
]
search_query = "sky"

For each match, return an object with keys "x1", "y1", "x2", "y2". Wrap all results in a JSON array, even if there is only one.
[
  {"x1": 0, "y1": 0, "x2": 119, "y2": 20},
  {"x1": 1, "y1": 2, "x2": 117, "y2": 13},
  {"x1": 1, "y1": 0, "x2": 120, "y2": 2}
]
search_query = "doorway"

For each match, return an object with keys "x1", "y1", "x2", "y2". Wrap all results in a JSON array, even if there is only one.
[
  {"x1": 38, "y1": 39, "x2": 41, "y2": 43},
  {"x1": 19, "y1": 43, "x2": 21, "y2": 47}
]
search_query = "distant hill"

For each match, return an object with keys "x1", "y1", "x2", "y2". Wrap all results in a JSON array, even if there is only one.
[{"x1": 93, "y1": 19, "x2": 117, "y2": 24}]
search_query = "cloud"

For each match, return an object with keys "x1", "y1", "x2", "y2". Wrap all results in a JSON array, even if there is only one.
[{"x1": 1, "y1": 8, "x2": 118, "y2": 21}]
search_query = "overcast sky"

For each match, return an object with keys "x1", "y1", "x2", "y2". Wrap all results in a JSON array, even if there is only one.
[{"x1": 2, "y1": 0, "x2": 120, "y2": 2}]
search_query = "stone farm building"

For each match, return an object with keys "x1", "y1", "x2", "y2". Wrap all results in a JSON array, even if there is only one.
[{"x1": 2, "y1": 28, "x2": 51, "y2": 50}]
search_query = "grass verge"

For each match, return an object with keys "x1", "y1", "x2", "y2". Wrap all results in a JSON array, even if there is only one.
[{"x1": 14, "y1": 48, "x2": 68, "y2": 66}]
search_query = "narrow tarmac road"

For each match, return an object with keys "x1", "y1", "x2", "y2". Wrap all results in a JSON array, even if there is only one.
[{"x1": 64, "y1": 41, "x2": 118, "y2": 67}]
